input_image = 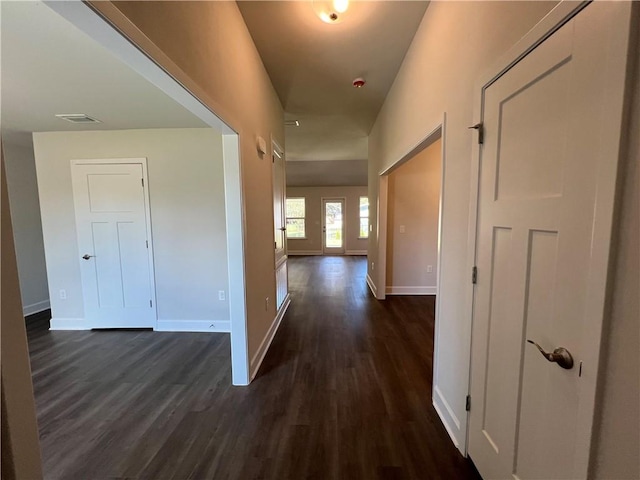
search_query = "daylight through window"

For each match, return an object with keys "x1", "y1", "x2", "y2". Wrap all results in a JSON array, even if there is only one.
[
  {"x1": 359, "y1": 197, "x2": 369, "y2": 238},
  {"x1": 286, "y1": 198, "x2": 306, "y2": 238}
]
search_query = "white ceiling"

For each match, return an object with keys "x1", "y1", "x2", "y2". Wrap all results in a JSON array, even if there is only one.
[
  {"x1": 238, "y1": 1, "x2": 429, "y2": 164},
  {"x1": 1, "y1": 1, "x2": 206, "y2": 148}
]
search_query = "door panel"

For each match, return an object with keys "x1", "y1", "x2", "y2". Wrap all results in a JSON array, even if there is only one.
[
  {"x1": 322, "y1": 198, "x2": 345, "y2": 255},
  {"x1": 71, "y1": 162, "x2": 155, "y2": 328},
  {"x1": 469, "y1": 4, "x2": 630, "y2": 479}
]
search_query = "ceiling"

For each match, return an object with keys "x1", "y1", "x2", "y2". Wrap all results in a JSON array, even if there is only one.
[
  {"x1": 238, "y1": 1, "x2": 429, "y2": 178},
  {"x1": 1, "y1": 1, "x2": 206, "y2": 148}
]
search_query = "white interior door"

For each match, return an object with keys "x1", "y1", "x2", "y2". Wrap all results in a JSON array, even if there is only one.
[
  {"x1": 322, "y1": 198, "x2": 345, "y2": 255},
  {"x1": 71, "y1": 160, "x2": 156, "y2": 328},
  {"x1": 468, "y1": 4, "x2": 630, "y2": 479},
  {"x1": 272, "y1": 143, "x2": 288, "y2": 309}
]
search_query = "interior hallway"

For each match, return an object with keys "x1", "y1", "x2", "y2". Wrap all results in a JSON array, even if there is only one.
[{"x1": 28, "y1": 255, "x2": 480, "y2": 479}]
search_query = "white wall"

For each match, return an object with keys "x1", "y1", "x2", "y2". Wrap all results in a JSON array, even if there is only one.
[
  {"x1": 386, "y1": 139, "x2": 440, "y2": 294},
  {"x1": 286, "y1": 185, "x2": 368, "y2": 255},
  {"x1": 3, "y1": 137, "x2": 50, "y2": 315},
  {"x1": 33, "y1": 128, "x2": 229, "y2": 328},
  {"x1": 368, "y1": 0, "x2": 558, "y2": 449}
]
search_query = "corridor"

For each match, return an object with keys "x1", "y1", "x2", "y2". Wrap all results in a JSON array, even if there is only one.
[{"x1": 29, "y1": 256, "x2": 480, "y2": 479}]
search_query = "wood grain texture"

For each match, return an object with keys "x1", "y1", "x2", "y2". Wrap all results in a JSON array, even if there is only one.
[{"x1": 29, "y1": 256, "x2": 480, "y2": 479}]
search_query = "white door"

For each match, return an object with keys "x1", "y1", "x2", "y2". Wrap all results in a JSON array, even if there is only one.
[
  {"x1": 272, "y1": 143, "x2": 288, "y2": 309},
  {"x1": 322, "y1": 198, "x2": 345, "y2": 255},
  {"x1": 71, "y1": 160, "x2": 156, "y2": 328},
  {"x1": 468, "y1": 4, "x2": 630, "y2": 479}
]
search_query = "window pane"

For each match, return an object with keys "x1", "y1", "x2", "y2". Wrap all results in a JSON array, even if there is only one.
[
  {"x1": 359, "y1": 196, "x2": 369, "y2": 218},
  {"x1": 286, "y1": 198, "x2": 305, "y2": 218},
  {"x1": 286, "y1": 218, "x2": 305, "y2": 238},
  {"x1": 360, "y1": 218, "x2": 369, "y2": 238}
]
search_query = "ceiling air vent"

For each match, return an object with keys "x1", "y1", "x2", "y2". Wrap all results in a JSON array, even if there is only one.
[{"x1": 55, "y1": 114, "x2": 101, "y2": 124}]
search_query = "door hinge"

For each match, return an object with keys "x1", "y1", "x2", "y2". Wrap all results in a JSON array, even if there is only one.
[
  {"x1": 472, "y1": 266, "x2": 478, "y2": 284},
  {"x1": 468, "y1": 122, "x2": 484, "y2": 145},
  {"x1": 141, "y1": 178, "x2": 144, "y2": 187},
  {"x1": 150, "y1": 300, "x2": 153, "y2": 307},
  {"x1": 146, "y1": 240, "x2": 149, "y2": 248},
  {"x1": 466, "y1": 395, "x2": 471, "y2": 412}
]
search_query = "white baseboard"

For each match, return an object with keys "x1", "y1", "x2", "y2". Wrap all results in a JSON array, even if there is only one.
[
  {"x1": 366, "y1": 273, "x2": 377, "y2": 297},
  {"x1": 155, "y1": 319, "x2": 230, "y2": 333},
  {"x1": 250, "y1": 294, "x2": 291, "y2": 380},
  {"x1": 23, "y1": 299, "x2": 51, "y2": 316},
  {"x1": 287, "y1": 250, "x2": 322, "y2": 256},
  {"x1": 433, "y1": 385, "x2": 462, "y2": 449},
  {"x1": 50, "y1": 318, "x2": 86, "y2": 330},
  {"x1": 385, "y1": 286, "x2": 437, "y2": 295},
  {"x1": 345, "y1": 250, "x2": 367, "y2": 256}
]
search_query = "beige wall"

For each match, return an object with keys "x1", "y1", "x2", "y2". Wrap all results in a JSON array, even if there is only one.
[
  {"x1": 3, "y1": 138, "x2": 49, "y2": 315},
  {"x1": 97, "y1": 1, "x2": 285, "y2": 357},
  {"x1": 591, "y1": 7, "x2": 640, "y2": 477},
  {"x1": 1, "y1": 150, "x2": 43, "y2": 479},
  {"x1": 33, "y1": 128, "x2": 229, "y2": 326},
  {"x1": 286, "y1": 186, "x2": 368, "y2": 255},
  {"x1": 368, "y1": 0, "x2": 558, "y2": 447},
  {"x1": 386, "y1": 139, "x2": 440, "y2": 294}
]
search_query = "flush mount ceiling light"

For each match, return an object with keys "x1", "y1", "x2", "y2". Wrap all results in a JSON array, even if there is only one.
[
  {"x1": 313, "y1": 0, "x2": 349, "y2": 24},
  {"x1": 55, "y1": 113, "x2": 101, "y2": 124}
]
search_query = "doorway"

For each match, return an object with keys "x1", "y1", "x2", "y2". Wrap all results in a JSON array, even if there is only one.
[{"x1": 322, "y1": 198, "x2": 346, "y2": 255}]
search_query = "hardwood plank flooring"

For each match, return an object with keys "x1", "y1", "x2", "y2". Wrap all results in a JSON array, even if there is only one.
[{"x1": 29, "y1": 255, "x2": 480, "y2": 479}]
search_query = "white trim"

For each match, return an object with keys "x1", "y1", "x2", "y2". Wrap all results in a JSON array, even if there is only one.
[
  {"x1": 365, "y1": 273, "x2": 377, "y2": 297},
  {"x1": 46, "y1": 0, "x2": 250, "y2": 388},
  {"x1": 50, "y1": 318, "x2": 86, "y2": 330},
  {"x1": 287, "y1": 250, "x2": 322, "y2": 256},
  {"x1": 250, "y1": 294, "x2": 291, "y2": 380},
  {"x1": 345, "y1": 250, "x2": 367, "y2": 256},
  {"x1": 155, "y1": 320, "x2": 230, "y2": 333},
  {"x1": 433, "y1": 397, "x2": 460, "y2": 449},
  {"x1": 385, "y1": 286, "x2": 436, "y2": 295},
  {"x1": 23, "y1": 300, "x2": 50, "y2": 317}
]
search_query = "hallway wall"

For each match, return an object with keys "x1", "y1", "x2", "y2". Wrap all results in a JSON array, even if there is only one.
[
  {"x1": 3, "y1": 136, "x2": 49, "y2": 315},
  {"x1": 367, "y1": 0, "x2": 559, "y2": 450},
  {"x1": 386, "y1": 138, "x2": 441, "y2": 294},
  {"x1": 93, "y1": 1, "x2": 285, "y2": 360}
]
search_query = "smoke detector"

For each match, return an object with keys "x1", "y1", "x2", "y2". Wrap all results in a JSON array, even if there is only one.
[
  {"x1": 352, "y1": 78, "x2": 366, "y2": 88},
  {"x1": 55, "y1": 114, "x2": 101, "y2": 124}
]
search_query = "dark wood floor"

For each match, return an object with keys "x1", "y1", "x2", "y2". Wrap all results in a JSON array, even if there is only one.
[{"x1": 28, "y1": 255, "x2": 480, "y2": 479}]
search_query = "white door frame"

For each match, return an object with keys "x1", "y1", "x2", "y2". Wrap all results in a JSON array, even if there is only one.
[
  {"x1": 321, "y1": 197, "x2": 346, "y2": 255},
  {"x1": 464, "y1": 0, "x2": 632, "y2": 471},
  {"x1": 70, "y1": 157, "x2": 158, "y2": 328},
  {"x1": 377, "y1": 115, "x2": 446, "y2": 302},
  {"x1": 46, "y1": 1, "x2": 251, "y2": 385}
]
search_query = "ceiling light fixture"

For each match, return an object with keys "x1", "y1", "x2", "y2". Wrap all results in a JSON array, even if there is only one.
[
  {"x1": 285, "y1": 120, "x2": 300, "y2": 127},
  {"x1": 313, "y1": 0, "x2": 349, "y2": 24}
]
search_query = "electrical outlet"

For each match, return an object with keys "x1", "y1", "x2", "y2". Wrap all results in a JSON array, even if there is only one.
[
  {"x1": 265, "y1": 297, "x2": 270, "y2": 310},
  {"x1": 399, "y1": 225, "x2": 406, "y2": 234},
  {"x1": 427, "y1": 265, "x2": 433, "y2": 273},
  {"x1": 218, "y1": 290, "x2": 225, "y2": 301},
  {"x1": 372, "y1": 262, "x2": 375, "y2": 271},
  {"x1": 370, "y1": 224, "x2": 373, "y2": 232},
  {"x1": 59, "y1": 289, "x2": 67, "y2": 300}
]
